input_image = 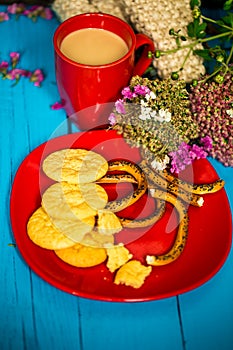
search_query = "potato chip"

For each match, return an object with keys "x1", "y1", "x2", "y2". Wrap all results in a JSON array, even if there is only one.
[
  {"x1": 54, "y1": 243, "x2": 107, "y2": 267},
  {"x1": 106, "y1": 244, "x2": 133, "y2": 272},
  {"x1": 27, "y1": 207, "x2": 76, "y2": 249},
  {"x1": 114, "y1": 260, "x2": 152, "y2": 289},
  {"x1": 97, "y1": 210, "x2": 122, "y2": 235},
  {"x1": 42, "y1": 148, "x2": 108, "y2": 183}
]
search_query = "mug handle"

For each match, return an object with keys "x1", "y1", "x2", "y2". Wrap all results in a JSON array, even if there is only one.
[{"x1": 133, "y1": 33, "x2": 155, "y2": 76}]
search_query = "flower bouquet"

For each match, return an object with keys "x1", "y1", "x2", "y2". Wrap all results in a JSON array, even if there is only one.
[
  {"x1": 109, "y1": 0, "x2": 233, "y2": 170},
  {"x1": 109, "y1": 75, "x2": 213, "y2": 174}
]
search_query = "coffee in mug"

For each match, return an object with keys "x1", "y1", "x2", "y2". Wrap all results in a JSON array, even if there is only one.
[
  {"x1": 53, "y1": 13, "x2": 155, "y2": 130},
  {"x1": 60, "y1": 28, "x2": 129, "y2": 65}
]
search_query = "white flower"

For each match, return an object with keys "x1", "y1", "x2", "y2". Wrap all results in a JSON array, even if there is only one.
[
  {"x1": 149, "y1": 91, "x2": 156, "y2": 99},
  {"x1": 157, "y1": 109, "x2": 172, "y2": 122},
  {"x1": 226, "y1": 109, "x2": 233, "y2": 118},
  {"x1": 151, "y1": 155, "x2": 170, "y2": 171},
  {"x1": 145, "y1": 91, "x2": 156, "y2": 101},
  {"x1": 140, "y1": 99, "x2": 148, "y2": 107},
  {"x1": 138, "y1": 106, "x2": 172, "y2": 123},
  {"x1": 138, "y1": 105, "x2": 151, "y2": 120}
]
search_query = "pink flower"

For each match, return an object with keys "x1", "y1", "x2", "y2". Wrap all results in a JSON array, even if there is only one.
[
  {"x1": 7, "y1": 4, "x2": 19, "y2": 14},
  {"x1": 51, "y1": 100, "x2": 65, "y2": 110},
  {"x1": 200, "y1": 135, "x2": 213, "y2": 152},
  {"x1": 189, "y1": 144, "x2": 207, "y2": 160},
  {"x1": 10, "y1": 52, "x2": 20, "y2": 68},
  {"x1": 134, "y1": 84, "x2": 151, "y2": 96},
  {"x1": 169, "y1": 141, "x2": 209, "y2": 173},
  {"x1": 41, "y1": 8, "x2": 53, "y2": 20},
  {"x1": 115, "y1": 99, "x2": 126, "y2": 114},
  {"x1": 108, "y1": 113, "x2": 117, "y2": 125},
  {"x1": 6, "y1": 68, "x2": 30, "y2": 83},
  {"x1": 29, "y1": 69, "x2": 44, "y2": 86},
  {"x1": 0, "y1": 61, "x2": 9, "y2": 70},
  {"x1": 7, "y1": 3, "x2": 25, "y2": 15},
  {"x1": 121, "y1": 86, "x2": 136, "y2": 100},
  {"x1": 0, "y1": 12, "x2": 9, "y2": 21}
]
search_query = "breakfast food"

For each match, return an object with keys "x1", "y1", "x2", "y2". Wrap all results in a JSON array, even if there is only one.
[
  {"x1": 146, "y1": 188, "x2": 189, "y2": 266},
  {"x1": 81, "y1": 230, "x2": 115, "y2": 247},
  {"x1": 106, "y1": 244, "x2": 133, "y2": 272},
  {"x1": 114, "y1": 260, "x2": 152, "y2": 289},
  {"x1": 120, "y1": 198, "x2": 166, "y2": 228},
  {"x1": 27, "y1": 207, "x2": 76, "y2": 250},
  {"x1": 42, "y1": 148, "x2": 108, "y2": 184},
  {"x1": 159, "y1": 168, "x2": 225, "y2": 195},
  {"x1": 97, "y1": 210, "x2": 122, "y2": 235},
  {"x1": 54, "y1": 243, "x2": 107, "y2": 268},
  {"x1": 106, "y1": 160, "x2": 147, "y2": 212},
  {"x1": 42, "y1": 182, "x2": 108, "y2": 219},
  {"x1": 26, "y1": 147, "x2": 225, "y2": 289}
]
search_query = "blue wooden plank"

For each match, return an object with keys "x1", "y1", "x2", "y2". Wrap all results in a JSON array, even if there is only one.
[
  {"x1": 178, "y1": 161, "x2": 233, "y2": 350},
  {"x1": 0, "y1": 8, "x2": 81, "y2": 350},
  {"x1": 78, "y1": 297, "x2": 184, "y2": 350}
]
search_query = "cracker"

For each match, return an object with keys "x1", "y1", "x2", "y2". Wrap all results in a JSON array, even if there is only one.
[
  {"x1": 106, "y1": 245, "x2": 133, "y2": 273},
  {"x1": 42, "y1": 182, "x2": 108, "y2": 219},
  {"x1": 81, "y1": 230, "x2": 114, "y2": 248},
  {"x1": 97, "y1": 210, "x2": 122, "y2": 235},
  {"x1": 27, "y1": 207, "x2": 76, "y2": 250},
  {"x1": 42, "y1": 148, "x2": 108, "y2": 183},
  {"x1": 114, "y1": 260, "x2": 152, "y2": 289},
  {"x1": 54, "y1": 244, "x2": 107, "y2": 267}
]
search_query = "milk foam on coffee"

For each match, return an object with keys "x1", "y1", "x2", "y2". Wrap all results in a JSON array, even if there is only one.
[{"x1": 60, "y1": 28, "x2": 129, "y2": 65}]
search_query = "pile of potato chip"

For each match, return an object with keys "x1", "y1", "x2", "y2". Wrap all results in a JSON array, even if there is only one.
[{"x1": 27, "y1": 148, "x2": 152, "y2": 289}]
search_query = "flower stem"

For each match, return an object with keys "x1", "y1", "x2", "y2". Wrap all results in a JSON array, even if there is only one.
[
  {"x1": 201, "y1": 15, "x2": 233, "y2": 31},
  {"x1": 161, "y1": 31, "x2": 232, "y2": 55},
  {"x1": 226, "y1": 43, "x2": 233, "y2": 66},
  {"x1": 180, "y1": 47, "x2": 192, "y2": 70}
]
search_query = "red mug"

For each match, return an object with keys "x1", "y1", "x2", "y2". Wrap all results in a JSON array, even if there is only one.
[{"x1": 53, "y1": 12, "x2": 155, "y2": 130}]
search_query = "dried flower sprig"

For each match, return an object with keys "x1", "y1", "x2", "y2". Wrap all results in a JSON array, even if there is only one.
[
  {"x1": 0, "y1": 3, "x2": 53, "y2": 22},
  {"x1": 0, "y1": 52, "x2": 44, "y2": 87},
  {"x1": 152, "y1": 0, "x2": 233, "y2": 83},
  {"x1": 189, "y1": 72, "x2": 233, "y2": 167},
  {"x1": 109, "y1": 75, "x2": 212, "y2": 173}
]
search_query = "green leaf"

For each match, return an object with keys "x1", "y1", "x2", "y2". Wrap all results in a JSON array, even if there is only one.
[
  {"x1": 187, "y1": 19, "x2": 207, "y2": 39},
  {"x1": 217, "y1": 12, "x2": 233, "y2": 29},
  {"x1": 190, "y1": 0, "x2": 201, "y2": 10},
  {"x1": 193, "y1": 49, "x2": 212, "y2": 60},
  {"x1": 223, "y1": 0, "x2": 233, "y2": 11}
]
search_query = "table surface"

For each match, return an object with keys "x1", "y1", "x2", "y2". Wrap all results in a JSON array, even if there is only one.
[{"x1": 1, "y1": 4, "x2": 233, "y2": 350}]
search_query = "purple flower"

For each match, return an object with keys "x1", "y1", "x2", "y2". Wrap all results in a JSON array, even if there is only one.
[
  {"x1": 121, "y1": 86, "x2": 135, "y2": 100},
  {"x1": 169, "y1": 142, "x2": 192, "y2": 173},
  {"x1": 189, "y1": 144, "x2": 207, "y2": 159},
  {"x1": 169, "y1": 140, "x2": 209, "y2": 173},
  {"x1": 108, "y1": 113, "x2": 117, "y2": 125},
  {"x1": 200, "y1": 135, "x2": 213, "y2": 152},
  {"x1": 115, "y1": 99, "x2": 126, "y2": 114},
  {"x1": 134, "y1": 84, "x2": 151, "y2": 96}
]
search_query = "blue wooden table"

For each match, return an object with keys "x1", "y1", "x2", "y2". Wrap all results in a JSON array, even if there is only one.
[{"x1": 0, "y1": 5, "x2": 233, "y2": 350}]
